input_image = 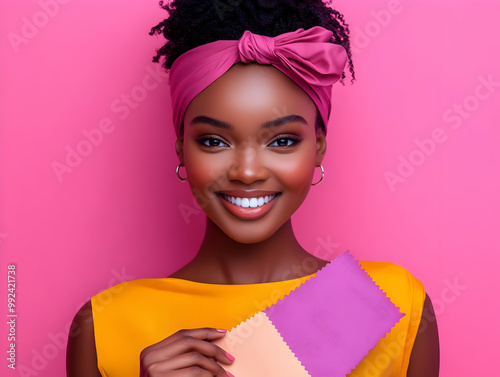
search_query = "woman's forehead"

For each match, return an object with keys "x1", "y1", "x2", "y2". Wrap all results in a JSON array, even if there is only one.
[{"x1": 184, "y1": 62, "x2": 317, "y2": 124}]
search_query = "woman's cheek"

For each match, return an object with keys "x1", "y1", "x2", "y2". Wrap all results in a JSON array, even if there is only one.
[
  {"x1": 272, "y1": 151, "x2": 315, "y2": 188},
  {"x1": 186, "y1": 151, "x2": 228, "y2": 202}
]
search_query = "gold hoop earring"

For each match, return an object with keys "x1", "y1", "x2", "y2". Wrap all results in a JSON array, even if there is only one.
[
  {"x1": 311, "y1": 164, "x2": 324, "y2": 186},
  {"x1": 176, "y1": 164, "x2": 187, "y2": 182}
]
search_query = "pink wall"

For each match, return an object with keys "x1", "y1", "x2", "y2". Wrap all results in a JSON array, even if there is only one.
[{"x1": 1, "y1": 0, "x2": 498, "y2": 375}]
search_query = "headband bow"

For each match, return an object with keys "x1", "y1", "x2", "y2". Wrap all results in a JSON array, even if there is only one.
[{"x1": 169, "y1": 26, "x2": 348, "y2": 137}]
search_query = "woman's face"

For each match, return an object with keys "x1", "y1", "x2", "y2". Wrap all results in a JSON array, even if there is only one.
[{"x1": 177, "y1": 62, "x2": 326, "y2": 244}]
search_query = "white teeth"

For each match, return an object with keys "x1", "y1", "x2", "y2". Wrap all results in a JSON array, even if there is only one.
[{"x1": 221, "y1": 194, "x2": 277, "y2": 208}]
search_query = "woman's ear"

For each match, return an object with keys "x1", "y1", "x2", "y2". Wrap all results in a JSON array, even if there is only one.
[
  {"x1": 175, "y1": 137, "x2": 184, "y2": 165},
  {"x1": 316, "y1": 132, "x2": 327, "y2": 165}
]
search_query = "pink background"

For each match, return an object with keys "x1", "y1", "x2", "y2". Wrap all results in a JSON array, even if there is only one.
[{"x1": 1, "y1": 0, "x2": 499, "y2": 375}]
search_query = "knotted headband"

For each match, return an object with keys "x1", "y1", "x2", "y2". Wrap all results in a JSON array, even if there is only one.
[{"x1": 169, "y1": 26, "x2": 348, "y2": 137}]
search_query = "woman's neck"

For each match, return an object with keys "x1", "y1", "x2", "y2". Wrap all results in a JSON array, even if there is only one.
[{"x1": 169, "y1": 217, "x2": 328, "y2": 284}]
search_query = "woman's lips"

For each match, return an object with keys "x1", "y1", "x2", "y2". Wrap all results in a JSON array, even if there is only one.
[{"x1": 216, "y1": 191, "x2": 281, "y2": 220}]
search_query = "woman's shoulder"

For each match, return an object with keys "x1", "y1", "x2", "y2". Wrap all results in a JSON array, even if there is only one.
[
  {"x1": 89, "y1": 276, "x2": 209, "y2": 316},
  {"x1": 357, "y1": 259, "x2": 426, "y2": 306},
  {"x1": 90, "y1": 277, "x2": 171, "y2": 305},
  {"x1": 92, "y1": 277, "x2": 156, "y2": 295},
  {"x1": 358, "y1": 259, "x2": 423, "y2": 284}
]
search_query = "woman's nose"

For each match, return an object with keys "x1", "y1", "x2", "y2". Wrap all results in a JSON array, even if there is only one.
[{"x1": 227, "y1": 143, "x2": 269, "y2": 184}]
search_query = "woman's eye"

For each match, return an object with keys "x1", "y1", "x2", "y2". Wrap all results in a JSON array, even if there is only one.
[
  {"x1": 268, "y1": 137, "x2": 299, "y2": 148},
  {"x1": 199, "y1": 137, "x2": 229, "y2": 148}
]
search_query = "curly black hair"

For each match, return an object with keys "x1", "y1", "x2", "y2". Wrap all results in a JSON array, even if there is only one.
[{"x1": 149, "y1": 0, "x2": 355, "y2": 133}]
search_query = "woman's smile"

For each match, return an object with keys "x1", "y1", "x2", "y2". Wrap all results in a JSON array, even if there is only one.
[{"x1": 216, "y1": 190, "x2": 282, "y2": 220}]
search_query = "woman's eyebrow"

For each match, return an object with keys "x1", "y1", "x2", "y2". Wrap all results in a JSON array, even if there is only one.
[
  {"x1": 190, "y1": 114, "x2": 308, "y2": 129},
  {"x1": 190, "y1": 116, "x2": 232, "y2": 129},
  {"x1": 263, "y1": 115, "x2": 308, "y2": 128}
]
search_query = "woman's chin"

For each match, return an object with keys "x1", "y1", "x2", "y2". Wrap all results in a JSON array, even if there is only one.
[
  {"x1": 220, "y1": 227, "x2": 277, "y2": 245},
  {"x1": 210, "y1": 218, "x2": 284, "y2": 245}
]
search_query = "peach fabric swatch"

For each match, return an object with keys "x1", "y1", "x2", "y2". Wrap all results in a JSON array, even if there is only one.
[{"x1": 213, "y1": 311, "x2": 310, "y2": 376}]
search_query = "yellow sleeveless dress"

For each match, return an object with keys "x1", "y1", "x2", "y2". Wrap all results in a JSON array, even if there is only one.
[{"x1": 91, "y1": 260, "x2": 425, "y2": 377}]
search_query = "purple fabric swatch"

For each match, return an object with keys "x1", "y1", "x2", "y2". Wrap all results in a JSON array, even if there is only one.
[{"x1": 263, "y1": 251, "x2": 405, "y2": 377}]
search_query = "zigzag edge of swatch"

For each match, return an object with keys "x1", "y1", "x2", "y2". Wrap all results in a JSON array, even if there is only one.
[
  {"x1": 262, "y1": 250, "x2": 406, "y2": 376},
  {"x1": 262, "y1": 251, "x2": 402, "y2": 312},
  {"x1": 344, "y1": 259, "x2": 406, "y2": 374},
  {"x1": 219, "y1": 311, "x2": 312, "y2": 376},
  {"x1": 358, "y1": 258, "x2": 406, "y2": 318}
]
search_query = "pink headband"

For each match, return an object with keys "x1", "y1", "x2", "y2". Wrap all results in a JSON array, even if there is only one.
[{"x1": 169, "y1": 26, "x2": 348, "y2": 137}]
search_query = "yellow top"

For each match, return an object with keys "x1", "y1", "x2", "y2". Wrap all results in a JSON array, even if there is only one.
[{"x1": 91, "y1": 260, "x2": 425, "y2": 377}]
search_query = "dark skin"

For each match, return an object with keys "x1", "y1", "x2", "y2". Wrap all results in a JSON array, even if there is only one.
[{"x1": 67, "y1": 63, "x2": 439, "y2": 376}]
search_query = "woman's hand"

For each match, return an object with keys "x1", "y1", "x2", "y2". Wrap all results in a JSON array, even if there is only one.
[{"x1": 139, "y1": 328, "x2": 235, "y2": 377}]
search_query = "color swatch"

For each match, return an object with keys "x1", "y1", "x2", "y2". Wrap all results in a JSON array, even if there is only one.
[{"x1": 213, "y1": 251, "x2": 405, "y2": 376}]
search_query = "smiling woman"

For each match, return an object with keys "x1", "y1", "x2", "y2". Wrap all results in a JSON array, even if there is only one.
[{"x1": 66, "y1": 1, "x2": 439, "y2": 376}]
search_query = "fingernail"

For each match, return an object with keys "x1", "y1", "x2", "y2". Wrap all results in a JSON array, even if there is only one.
[
  {"x1": 216, "y1": 328, "x2": 227, "y2": 333},
  {"x1": 225, "y1": 351, "x2": 235, "y2": 362},
  {"x1": 226, "y1": 371, "x2": 235, "y2": 377}
]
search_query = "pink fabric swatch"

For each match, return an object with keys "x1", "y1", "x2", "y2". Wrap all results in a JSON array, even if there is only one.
[{"x1": 263, "y1": 251, "x2": 405, "y2": 376}]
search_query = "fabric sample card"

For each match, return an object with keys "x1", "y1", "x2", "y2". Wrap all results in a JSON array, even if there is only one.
[
  {"x1": 213, "y1": 311, "x2": 310, "y2": 376},
  {"x1": 214, "y1": 251, "x2": 405, "y2": 376}
]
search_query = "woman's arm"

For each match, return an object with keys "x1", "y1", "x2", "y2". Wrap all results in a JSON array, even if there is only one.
[
  {"x1": 66, "y1": 300, "x2": 102, "y2": 377},
  {"x1": 66, "y1": 299, "x2": 233, "y2": 377},
  {"x1": 406, "y1": 293, "x2": 440, "y2": 377}
]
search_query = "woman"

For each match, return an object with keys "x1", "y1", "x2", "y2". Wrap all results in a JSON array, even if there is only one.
[{"x1": 66, "y1": 0, "x2": 439, "y2": 376}]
